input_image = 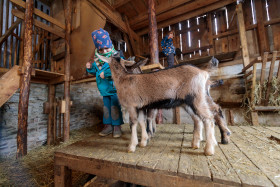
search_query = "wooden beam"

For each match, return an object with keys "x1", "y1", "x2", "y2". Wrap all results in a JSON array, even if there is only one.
[
  {"x1": 265, "y1": 17, "x2": 280, "y2": 27},
  {"x1": 175, "y1": 107, "x2": 180, "y2": 125},
  {"x1": 254, "y1": 106, "x2": 280, "y2": 111},
  {"x1": 132, "y1": 0, "x2": 221, "y2": 30},
  {"x1": 124, "y1": 16, "x2": 138, "y2": 55},
  {"x1": 49, "y1": 75, "x2": 66, "y2": 85},
  {"x1": 148, "y1": 0, "x2": 159, "y2": 64},
  {"x1": 10, "y1": 0, "x2": 65, "y2": 30},
  {"x1": 207, "y1": 14, "x2": 214, "y2": 55},
  {"x1": 129, "y1": 0, "x2": 192, "y2": 27},
  {"x1": 17, "y1": 0, "x2": 33, "y2": 159},
  {"x1": 63, "y1": 0, "x2": 72, "y2": 142},
  {"x1": 87, "y1": 0, "x2": 139, "y2": 41},
  {"x1": 255, "y1": 0, "x2": 269, "y2": 54},
  {"x1": 12, "y1": 9, "x2": 65, "y2": 38},
  {"x1": 236, "y1": 4, "x2": 250, "y2": 67},
  {"x1": 250, "y1": 64, "x2": 257, "y2": 108},
  {"x1": 265, "y1": 51, "x2": 277, "y2": 105},
  {"x1": 71, "y1": 77, "x2": 96, "y2": 84},
  {"x1": 213, "y1": 24, "x2": 257, "y2": 39},
  {"x1": 0, "y1": 0, "x2": 3, "y2": 64},
  {"x1": 140, "y1": 63, "x2": 164, "y2": 71},
  {"x1": 0, "y1": 19, "x2": 21, "y2": 46},
  {"x1": 0, "y1": 66, "x2": 20, "y2": 107},
  {"x1": 113, "y1": 0, "x2": 131, "y2": 9},
  {"x1": 137, "y1": 0, "x2": 236, "y2": 36},
  {"x1": 241, "y1": 56, "x2": 262, "y2": 73},
  {"x1": 47, "y1": 84, "x2": 55, "y2": 145},
  {"x1": 123, "y1": 33, "x2": 133, "y2": 57}
]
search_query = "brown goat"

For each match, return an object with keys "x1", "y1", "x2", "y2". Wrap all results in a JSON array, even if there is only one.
[
  {"x1": 104, "y1": 55, "x2": 217, "y2": 156},
  {"x1": 124, "y1": 58, "x2": 231, "y2": 146}
]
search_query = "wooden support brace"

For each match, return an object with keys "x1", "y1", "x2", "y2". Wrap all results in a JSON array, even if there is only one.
[
  {"x1": 12, "y1": 9, "x2": 65, "y2": 38},
  {"x1": 10, "y1": 0, "x2": 65, "y2": 30},
  {"x1": 236, "y1": 3, "x2": 250, "y2": 67},
  {"x1": 54, "y1": 164, "x2": 72, "y2": 187},
  {"x1": 18, "y1": 66, "x2": 35, "y2": 76},
  {"x1": 265, "y1": 51, "x2": 277, "y2": 105},
  {"x1": 0, "y1": 19, "x2": 21, "y2": 46},
  {"x1": 250, "y1": 112, "x2": 259, "y2": 126},
  {"x1": 175, "y1": 107, "x2": 180, "y2": 125}
]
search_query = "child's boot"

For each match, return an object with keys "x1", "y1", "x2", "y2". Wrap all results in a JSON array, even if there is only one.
[
  {"x1": 99, "y1": 124, "x2": 113, "y2": 136},
  {"x1": 113, "y1": 125, "x2": 122, "y2": 138}
]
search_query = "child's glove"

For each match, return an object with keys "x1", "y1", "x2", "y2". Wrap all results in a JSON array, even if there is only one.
[{"x1": 86, "y1": 62, "x2": 91, "y2": 69}]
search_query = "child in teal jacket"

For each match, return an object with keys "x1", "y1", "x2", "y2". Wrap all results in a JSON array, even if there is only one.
[{"x1": 86, "y1": 28, "x2": 123, "y2": 138}]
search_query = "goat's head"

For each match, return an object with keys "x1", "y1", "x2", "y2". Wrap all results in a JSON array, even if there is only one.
[
  {"x1": 110, "y1": 53, "x2": 148, "y2": 74},
  {"x1": 209, "y1": 57, "x2": 219, "y2": 69}
]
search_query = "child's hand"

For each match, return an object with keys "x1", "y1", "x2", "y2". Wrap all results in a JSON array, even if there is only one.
[
  {"x1": 86, "y1": 62, "x2": 91, "y2": 69},
  {"x1": 100, "y1": 72, "x2": 105, "y2": 79}
]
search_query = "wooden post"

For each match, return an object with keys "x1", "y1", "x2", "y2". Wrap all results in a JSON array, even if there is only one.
[
  {"x1": 255, "y1": 0, "x2": 269, "y2": 54},
  {"x1": 63, "y1": 0, "x2": 72, "y2": 141},
  {"x1": 19, "y1": 22, "x2": 25, "y2": 66},
  {"x1": 17, "y1": 0, "x2": 33, "y2": 158},
  {"x1": 148, "y1": 0, "x2": 159, "y2": 64},
  {"x1": 236, "y1": 3, "x2": 250, "y2": 67},
  {"x1": 207, "y1": 13, "x2": 214, "y2": 56},
  {"x1": 0, "y1": 0, "x2": 3, "y2": 64},
  {"x1": 175, "y1": 107, "x2": 180, "y2": 124},
  {"x1": 47, "y1": 84, "x2": 55, "y2": 145},
  {"x1": 124, "y1": 16, "x2": 138, "y2": 56},
  {"x1": 54, "y1": 164, "x2": 72, "y2": 187}
]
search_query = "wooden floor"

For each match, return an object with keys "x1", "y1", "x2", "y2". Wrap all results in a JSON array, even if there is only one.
[{"x1": 54, "y1": 124, "x2": 280, "y2": 187}]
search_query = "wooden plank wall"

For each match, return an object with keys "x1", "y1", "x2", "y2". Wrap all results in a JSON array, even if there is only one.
[
  {"x1": 32, "y1": 0, "x2": 52, "y2": 71},
  {"x1": 0, "y1": 0, "x2": 53, "y2": 71},
  {"x1": 266, "y1": 0, "x2": 280, "y2": 51},
  {"x1": 0, "y1": 0, "x2": 22, "y2": 69},
  {"x1": 140, "y1": 1, "x2": 280, "y2": 63}
]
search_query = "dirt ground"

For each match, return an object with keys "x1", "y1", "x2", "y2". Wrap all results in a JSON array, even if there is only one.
[{"x1": 0, "y1": 126, "x2": 100, "y2": 187}]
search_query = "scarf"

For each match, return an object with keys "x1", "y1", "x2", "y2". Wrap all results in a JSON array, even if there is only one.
[{"x1": 94, "y1": 46, "x2": 116, "y2": 70}]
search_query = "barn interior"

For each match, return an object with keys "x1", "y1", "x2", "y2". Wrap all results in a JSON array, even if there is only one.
[{"x1": 0, "y1": 0, "x2": 280, "y2": 186}]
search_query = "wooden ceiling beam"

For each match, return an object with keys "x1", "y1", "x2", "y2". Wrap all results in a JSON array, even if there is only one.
[
  {"x1": 87, "y1": 0, "x2": 139, "y2": 41},
  {"x1": 137, "y1": 0, "x2": 236, "y2": 36},
  {"x1": 129, "y1": 0, "x2": 192, "y2": 27},
  {"x1": 131, "y1": 0, "x2": 221, "y2": 30},
  {"x1": 113, "y1": 0, "x2": 132, "y2": 9}
]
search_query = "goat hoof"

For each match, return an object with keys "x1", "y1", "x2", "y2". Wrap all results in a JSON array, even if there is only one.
[
  {"x1": 191, "y1": 141, "x2": 200, "y2": 149},
  {"x1": 204, "y1": 146, "x2": 215, "y2": 156},
  {"x1": 128, "y1": 145, "x2": 136, "y2": 153},
  {"x1": 140, "y1": 141, "x2": 148, "y2": 147},
  {"x1": 221, "y1": 138, "x2": 229, "y2": 144}
]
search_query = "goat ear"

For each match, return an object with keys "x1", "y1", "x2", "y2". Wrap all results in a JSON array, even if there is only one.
[{"x1": 121, "y1": 58, "x2": 136, "y2": 66}]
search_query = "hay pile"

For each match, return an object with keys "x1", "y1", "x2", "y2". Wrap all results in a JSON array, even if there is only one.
[
  {"x1": 243, "y1": 77, "x2": 280, "y2": 111},
  {"x1": 0, "y1": 126, "x2": 99, "y2": 187}
]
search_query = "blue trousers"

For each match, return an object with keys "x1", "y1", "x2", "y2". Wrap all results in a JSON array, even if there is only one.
[{"x1": 103, "y1": 95, "x2": 123, "y2": 126}]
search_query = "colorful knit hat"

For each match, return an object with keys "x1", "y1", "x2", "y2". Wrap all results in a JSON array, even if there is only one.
[{"x1": 91, "y1": 28, "x2": 112, "y2": 50}]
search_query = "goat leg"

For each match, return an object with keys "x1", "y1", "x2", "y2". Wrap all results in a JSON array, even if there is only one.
[{"x1": 128, "y1": 108, "x2": 139, "y2": 153}]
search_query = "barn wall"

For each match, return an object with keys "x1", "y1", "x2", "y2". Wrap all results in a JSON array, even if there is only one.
[
  {"x1": 0, "y1": 82, "x2": 103, "y2": 156},
  {"x1": 51, "y1": 0, "x2": 106, "y2": 80}
]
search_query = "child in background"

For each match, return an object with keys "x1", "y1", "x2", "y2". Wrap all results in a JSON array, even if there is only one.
[
  {"x1": 161, "y1": 30, "x2": 175, "y2": 67},
  {"x1": 86, "y1": 28, "x2": 123, "y2": 138}
]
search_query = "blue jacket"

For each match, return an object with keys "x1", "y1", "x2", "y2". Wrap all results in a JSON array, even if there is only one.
[
  {"x1": 87, "y1": 62, "x2": 116, "y2": 96},
  {"x1": 161, "y1": 35, "x2": 175, "y2": 56}
]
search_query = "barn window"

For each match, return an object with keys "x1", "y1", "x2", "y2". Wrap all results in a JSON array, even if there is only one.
[
  {"x1": 251, "y1": 0, "x2": 256, "y2": 24},
  {"x1": 265, "y1": 0, "x2": 270, "y2": 21}
]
